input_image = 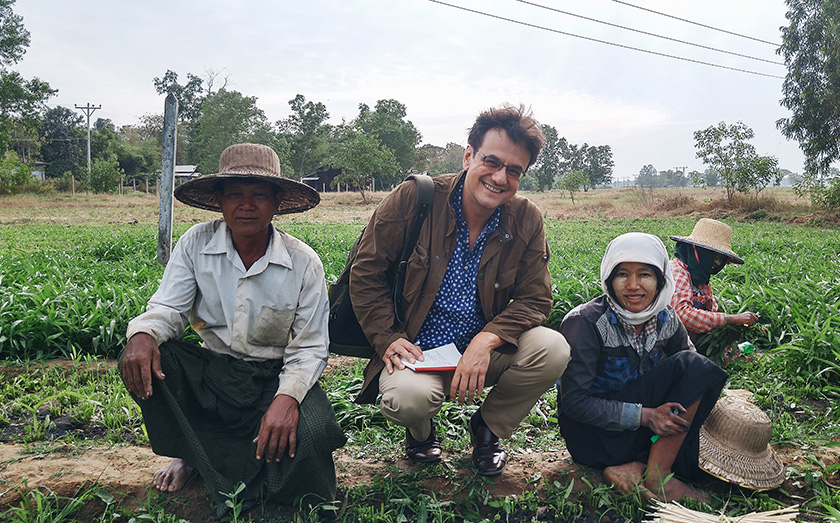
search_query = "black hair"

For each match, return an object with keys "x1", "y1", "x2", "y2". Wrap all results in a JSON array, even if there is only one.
[{"x1": 467, "y1": 104, "x2": 545, "y2": 168}]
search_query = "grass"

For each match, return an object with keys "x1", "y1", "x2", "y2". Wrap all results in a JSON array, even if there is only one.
[{"x1": 1, "y1": 192, "x2": 839, "y2": 521}]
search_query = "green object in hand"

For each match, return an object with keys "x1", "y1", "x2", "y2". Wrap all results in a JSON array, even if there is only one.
[
  {"x1": 650, "y1": 435, "x2": 660, "y2": 443},
  {"x1": 738, "y1": 341, "x2": 755, "y2": 354}
]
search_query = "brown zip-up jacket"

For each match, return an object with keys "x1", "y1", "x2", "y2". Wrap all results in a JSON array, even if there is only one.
[{"x1": 349, "y1": 171, "x2": 553, "y2": 404}]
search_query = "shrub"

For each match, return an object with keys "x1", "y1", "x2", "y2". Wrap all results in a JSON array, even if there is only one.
[
  {"x1": 0, "y1": 151, "x2": 32, "y2": 190},
  {"x1": 87, "y1": 156, "x2": 124, "y2": 194}
]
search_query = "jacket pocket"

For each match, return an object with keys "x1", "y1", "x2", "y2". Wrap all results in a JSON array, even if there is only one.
[
  {"x1": 402, "y1": 242, "x2": 430, "y2": 304},
  {"x1": 248, "y1": 306, "x2": 295, "y2": 346}
]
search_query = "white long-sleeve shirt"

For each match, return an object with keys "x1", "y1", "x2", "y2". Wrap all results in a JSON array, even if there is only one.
[{"x1": 127, "y1": 220, "x2": 329, "y2": 403}]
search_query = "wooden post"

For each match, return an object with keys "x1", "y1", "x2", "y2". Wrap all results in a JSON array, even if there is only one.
[{"x1": 157, "y1": 94, "x2": 178, "y2": 266}]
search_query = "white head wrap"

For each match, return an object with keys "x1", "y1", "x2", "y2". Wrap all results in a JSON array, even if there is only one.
[{"x1": 600, "y1": 232, "x2": 674, "y2": 325}]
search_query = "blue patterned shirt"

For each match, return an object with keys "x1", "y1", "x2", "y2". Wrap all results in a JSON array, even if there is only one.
[{"x1": 414, "y1": 180, "x2": 500, "y2": 351}]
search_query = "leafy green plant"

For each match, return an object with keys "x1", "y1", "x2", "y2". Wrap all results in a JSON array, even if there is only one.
[{"x1": 220, "y1": 481, "x2": 247, "y2": 523}]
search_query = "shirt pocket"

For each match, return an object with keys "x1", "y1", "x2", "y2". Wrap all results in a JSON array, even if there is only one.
[
  {"x1": 248, "y1": 306, "x2": 295, "y2": 346},
  {"x1": 591, "y1": 356, "x2": 633, "y2": 394}
]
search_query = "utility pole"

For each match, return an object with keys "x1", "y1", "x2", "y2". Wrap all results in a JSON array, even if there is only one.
[{"x1": 75, "y1": 103, "x2": 101, "y2": 176}]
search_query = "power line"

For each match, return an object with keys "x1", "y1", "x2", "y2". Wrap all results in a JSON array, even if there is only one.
[
  {"x1": 516, "y1": 0, "x2": 782, "y2": 65},
  {"x1": 426, "y1": 0, "x2": 783, "y2": 79},
  {"x1": 609, "y1": 0, "x2": 780, "y2": 46}
]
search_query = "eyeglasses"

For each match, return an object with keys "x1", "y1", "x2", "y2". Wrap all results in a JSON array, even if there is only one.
[{"x1": 475, "y1": 149, "x2": 525, "y2": 180}]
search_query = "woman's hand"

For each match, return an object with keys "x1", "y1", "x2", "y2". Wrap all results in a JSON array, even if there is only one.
[
  {"x1": 641, "y1": 402, "x2": 689, "y2": 437},
  {"x1": 727, "y1": 312, "x2": 759, "y2": 327}
]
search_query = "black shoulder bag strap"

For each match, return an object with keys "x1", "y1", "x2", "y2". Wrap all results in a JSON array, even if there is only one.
[{"x1": 392, "y1": 174, "x2": 434, "y2": 326}]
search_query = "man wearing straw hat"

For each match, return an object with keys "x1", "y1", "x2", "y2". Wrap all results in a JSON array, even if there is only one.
[
  {"x1": 669, "y1": 218, "x2": 759, "y2": 348},
  {"x1": 120, "y1": 143, "x2": 345, "y2": 515}
]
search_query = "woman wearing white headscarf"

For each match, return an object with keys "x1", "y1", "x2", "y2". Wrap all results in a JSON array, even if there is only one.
[{"x1": 557, "y1": 233, "x2": 727, "y2": 502}]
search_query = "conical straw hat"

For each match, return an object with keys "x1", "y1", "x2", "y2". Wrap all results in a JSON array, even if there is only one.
[
  {"x1": 670, "y1": 218, "x2": 744, "y2": 264},
  {"x1": 174, "y1": 143, "x2": 319, "y2": 215},
  {"x1": 698, "y1": 394, "x2": 784, "y2": 490}
]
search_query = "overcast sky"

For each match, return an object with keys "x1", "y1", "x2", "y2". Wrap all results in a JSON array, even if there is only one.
[{"x1": 14, "y1": 0, "x2": 802, "y2": 179}]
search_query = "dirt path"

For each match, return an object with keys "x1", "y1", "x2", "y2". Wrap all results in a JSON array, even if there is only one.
[
  {"x1": 0, "y1": 442, "x2": 584, "y2": 520},
  {"x1": 2, "y1": 440, "x2": 836, "y2": 521}
]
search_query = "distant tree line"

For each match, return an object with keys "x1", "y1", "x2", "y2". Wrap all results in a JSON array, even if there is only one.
[
  {"x1": 4, "y1": 0, "x2": 839, "y2": 208},
  {"x1": 520, "y1": 123, "x2": 615, "y2": 202}
]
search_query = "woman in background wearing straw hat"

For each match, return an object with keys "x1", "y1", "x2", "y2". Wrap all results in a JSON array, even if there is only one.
[
  {"x1": 669, "y1": 218, "x2": 759, "y2": 348},
  {"x1": 120, "y1": 143, "x2": 346, "y2": 516},
  {"x1": 557, "y1": 232, "x2": 728, "y2": 503}
]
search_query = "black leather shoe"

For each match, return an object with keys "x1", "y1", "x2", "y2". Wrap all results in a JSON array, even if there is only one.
[
  {"x1": 406, "y1": 422, "x2": 441, "y2": 463},
  {"x1": 470, "y1": 424, "x2": 507, "y2": 476}
]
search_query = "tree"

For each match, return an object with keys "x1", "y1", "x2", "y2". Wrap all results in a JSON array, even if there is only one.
[
  {"x1": 39, "y1": 106, "x2": 85, "y2": 179},
  {"x1": 278, "y1": 94, "x2": 330, "y2": 179},
  {"x1": 87, "y1": 155, "x2": 124, "y2": 193},
  {"x1": 330, "y1": 128, "x2": 399, "y2": 201},
  {"x1": 354, "y1": 99, "x2": 420, "y2": 185},
  {"x1": 153, "y1": 70, "x2": 205, "y2": 124},
  {"x1": 584, "y1": 145, "x2": 614, "y2": 188},
  {"x1": 0, "y1": 0, "x2": 29, "y2": 66},
  {"x1": 190, "y1": 89, "x2": 283, "y2": 175},
  {"x1": 0, "y1": 149, "x2": 30, "y2": 189},
  {"x1": 778, "y1": 0, "x2": 840, "y2": 176},
  {"x1": 557, "y1": 169, "x2": 589, "y2": 204},
  {"x1": 559, "y1": 139, "x2": 586, "y2": 174},
  {"x1": 690, "y1": 168, "x2": 720, "y2": 187},
  {"x1": 693, "y1": 121, "x2": 757, "y2": 201},
  {"x1": 532, "y1": 125, "x2": 562, "y2": 191},
  {"x1": 636, "y1": 164, "x2": 658, "y2": 189},
  {"x1": 419, "y1": 142, "x2": 465, "y2": 175},
  {"x1": 0, "y1": 0, "x2": 56, "y2": 155},
  {"x1": 91, "y1": 118, "x2": 119, "y2": 161},
  {"x1": 736, "y1": 154, "x2": 782, "y2": 198}
]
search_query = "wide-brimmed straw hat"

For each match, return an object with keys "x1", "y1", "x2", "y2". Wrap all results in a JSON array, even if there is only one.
[
  {"x1": 698, "y1": 394, "x2": 784, "y2": 491},
  {"x1": 670, "y1": 218, "x2": 744, "y2": 264},
  {"x1": 174, "y1": 143, "x2": 319, "y2": 215}
]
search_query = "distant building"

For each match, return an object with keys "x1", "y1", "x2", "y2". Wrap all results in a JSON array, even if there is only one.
[
  {"x1": 174, "y1": 165, "x2": 199, "y2": 180},
  {"x1": 302, "y1": 167, "x2": 342, "y2": 192},
  {"x1": 31, "y1": 162, "x2": 48, "y2": 182}
]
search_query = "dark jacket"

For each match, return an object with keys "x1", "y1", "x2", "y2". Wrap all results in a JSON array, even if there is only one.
[
  {"x1": 350, "y1": 171, "x2": 553, "y2": 403},
  {"x1": 558, "y1": 295, "x2": 692, "y2": 431}
]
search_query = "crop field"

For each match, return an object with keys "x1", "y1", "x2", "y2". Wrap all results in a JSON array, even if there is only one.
[{"x1": 1, "y1": 203, "x2": 839, "y2": 521}]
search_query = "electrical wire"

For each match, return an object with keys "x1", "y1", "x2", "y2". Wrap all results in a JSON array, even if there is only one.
[
  {"x1": 516, "y1": 0, "x2": 782, "y2": 65},
  {"x1": 609, "y1": 0, "x2": 779, "y2": 46},
  {"x1": 426, "y1": 0, "x2": 783, "y2": 79}
]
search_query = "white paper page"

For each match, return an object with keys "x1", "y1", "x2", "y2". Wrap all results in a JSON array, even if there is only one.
[{"x1": 401, "y1": 343, "x2": 462, "y2": 371}]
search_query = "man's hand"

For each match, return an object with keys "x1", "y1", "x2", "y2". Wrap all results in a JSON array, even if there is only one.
[
  {"x1": 449, "y1": 332, "x2": 503, "y2": 405},
  {"x1": 727, "y1": 311, "x2": 759, "y2": 327},
  {"x1": 382, "y1": 338, "x2": 424, "y2": 375},
  {"x1": 641, "y1": 403, "x2": 689, "y2": 437},
  {"x1": 121, "y1": 333, "x2": 164, "y2": 400},
  {"x1": 253, "y1": 394, "x2": 299, "y2": 461}
]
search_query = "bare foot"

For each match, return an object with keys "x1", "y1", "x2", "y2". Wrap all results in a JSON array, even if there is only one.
[
  {"x1": 153, "y1": 458, "x2": 194, "y2": 492},
  {"x1": 644, "y1": 475, "x2": 711, "y2": 503},
  {"x1": 603, "y1": 462, "x2": 655, "y2": 501}
]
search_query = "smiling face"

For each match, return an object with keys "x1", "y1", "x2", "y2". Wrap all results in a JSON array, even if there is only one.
[
  {"x1": 610, "y1": 262, "x2": 659, "y2": 313},
  {"x1": 215, "y1": 179, "x2": 280, "y2": 243},
  {"x1": 461, "y1": 128, "x2": 529, "y2": 224}
]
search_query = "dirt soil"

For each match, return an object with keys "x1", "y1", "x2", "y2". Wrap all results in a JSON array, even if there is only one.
[{"x1": 1, "y1": 428, "x2": 838, "y2": 521}]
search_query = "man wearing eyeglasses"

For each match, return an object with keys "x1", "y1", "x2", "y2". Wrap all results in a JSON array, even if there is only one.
[{"x1": 349, "y1": 104, "x2": 570, "y2": 476}]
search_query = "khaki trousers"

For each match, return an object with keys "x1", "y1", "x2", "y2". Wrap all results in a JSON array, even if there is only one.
[{"x1": 378, "y1": 326, "x2": 570, "y2": 441}]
